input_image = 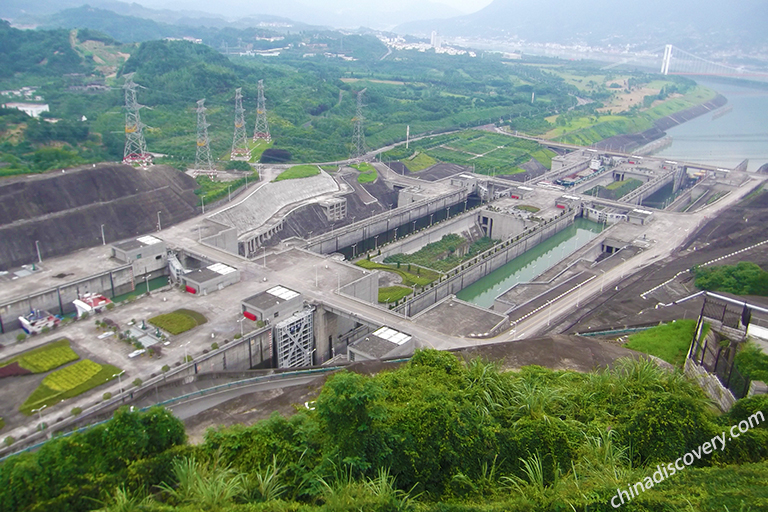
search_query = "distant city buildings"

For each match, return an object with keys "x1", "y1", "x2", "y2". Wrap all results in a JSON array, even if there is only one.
[{"x1": 377, "y1": 34, "x2": 476, "y2": 57}]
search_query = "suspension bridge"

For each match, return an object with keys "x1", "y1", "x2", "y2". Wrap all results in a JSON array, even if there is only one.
[{"x1": 603, "y1": 45, "x2": 768, "y2": 81}]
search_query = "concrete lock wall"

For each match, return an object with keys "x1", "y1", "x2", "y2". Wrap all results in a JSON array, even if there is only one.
[
  {"x1": 376, "y1": 212, "x2": 479, "y2": 260},
  {"x1": 313, "y1": 304, "x2": 361, "y2": 363},
  {"x1": 0, "y1": 265, "x2": 137, "y2": 333},
  {"x1": 340, "y1": 271, "x2": 378, "y2": 305},
  {"x1": 201, "y1": 219, "x2": 238, "y2": 255},
  {"x1": 307, "y1": 189, "x2": 468, "y2": 255},
  {"x1": 394, "y1": 211, "x2": 575, "y2": 317}
]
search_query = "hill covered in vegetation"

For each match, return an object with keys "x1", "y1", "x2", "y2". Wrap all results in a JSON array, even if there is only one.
[{"x1": 2, "y1": 350, "x2": 766, "y2": 511}]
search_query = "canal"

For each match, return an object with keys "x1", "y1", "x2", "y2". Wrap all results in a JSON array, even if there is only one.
[{"x1": 456, "y1": 218, "x2": 604, "y2": 308}]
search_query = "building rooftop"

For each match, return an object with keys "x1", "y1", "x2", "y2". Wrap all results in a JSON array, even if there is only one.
[
  {"x1": 243, "y1": 285, "x2": 301, "y2": 310},
  {"x1": 185, "y1": 262, "x2": 239, "y2": 284},
  {"x1": 113, "y1": 235, "x2": 164, "y2": 252}
]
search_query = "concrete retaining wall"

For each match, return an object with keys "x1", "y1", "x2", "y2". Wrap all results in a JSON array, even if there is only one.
[
  {"x1": 684, "y1": 357, "x2": 736, "y2": 412},
  {"x1": 395, "y1": 210, "x2": 576, "y2": 317},
  {"x1": 307, "y1": 188, "x2": 469, "y2": 255},
  {"x1": 0, "y1": 265, "x2": 138, "y2": 333}
]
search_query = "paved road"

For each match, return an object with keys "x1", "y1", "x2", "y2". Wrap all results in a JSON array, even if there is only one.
[{"x1": 166, "y1": 374, "x2": 322, "y2": 420}]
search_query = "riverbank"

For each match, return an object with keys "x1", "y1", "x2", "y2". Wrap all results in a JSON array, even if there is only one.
[{"x1": 595, "y1": 94, "x2": 727, "y2": 152}]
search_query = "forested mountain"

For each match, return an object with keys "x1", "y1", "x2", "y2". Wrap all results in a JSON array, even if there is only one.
[
  {"x1": 0, "y1": 21, "x2": 89, "y2": 79},
  {"x1": 396, "y1": 0, "x2": 768, "y2": 51}
]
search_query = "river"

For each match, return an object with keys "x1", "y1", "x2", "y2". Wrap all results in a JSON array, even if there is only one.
[
  {"x1": 655, "y1": 79, "x2": 768, "y2": 172},
  {"x1": 456, "y1": 219, "x2": 603, "y2": 308}
]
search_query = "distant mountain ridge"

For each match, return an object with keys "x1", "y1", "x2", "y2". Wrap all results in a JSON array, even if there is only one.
[{"x1": 395, "y1": 0, "x2": 768, "y2": 51}]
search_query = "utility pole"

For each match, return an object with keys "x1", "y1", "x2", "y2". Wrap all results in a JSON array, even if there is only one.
[
  {"x1": 230, "y1": 88, "x2": 250, "y2": 160},
  {"x1": 351, "y1": 88, "x2": 367, "y2": 160},
  {"x1": 122, "y1": 76, "x2": 152, "y2": 167},
  {"x1": 253, "y1": 80, "x2": 271, "y2": 142},
  {"x1": 195, "y1": 99, "x2": 214, "y2": 172}
]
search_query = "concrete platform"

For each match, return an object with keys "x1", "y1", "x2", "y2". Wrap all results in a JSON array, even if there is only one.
[{"x1": 413, "y1": 296, "x2": 507, "y2": 337}]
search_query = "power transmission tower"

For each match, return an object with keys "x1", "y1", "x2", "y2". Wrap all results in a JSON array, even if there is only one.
[
  {"x1": 351, "y1": 88, "x2": 367, "y2": 161},
  {"x1": 231, "y1": 88, "x2": 251, "y2": 160},
  {"x1": 195, "y1": 99, "x2": 215, "y2": 172},
  {"x1": 122, "y1": 76, "x2": 152, "y2": 167},
  {"x1": 253, "y1": 80, "x2": 270, "y2": 142}
]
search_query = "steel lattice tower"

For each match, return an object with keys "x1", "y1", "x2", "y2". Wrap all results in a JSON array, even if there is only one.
[
  {"x1": 253, "y1": 80, "x2": 271, "y2": 142},
  {"x1": 351, "y1": 88, "x2": 367, "y2": 160},
  {"x1": 122, "y1": 77, "x2": 152, "y2": 167},
  {"x1": 195, "y1": 99, "x2": 215, "y2": 171},
  {"x1": 231, "y1": 88, "x2": 251, "y2": 160}
]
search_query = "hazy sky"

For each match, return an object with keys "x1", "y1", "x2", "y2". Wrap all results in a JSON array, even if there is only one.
[{"x1": 139, "y1": 0, "x2": 495, "y2": 15}]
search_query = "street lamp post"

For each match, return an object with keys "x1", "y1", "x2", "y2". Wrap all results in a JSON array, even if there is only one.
[
  {"x1": 351, "y1": 243, "x2": 357, "y2": 259},
  {"x1": 374, "y1": 235, "x2": 379, "y2": 250},
  {"x1": 228, "y1": 185, "x2": 232, "y2": 202},
  {"x1": 201, "y1": 194, "x2": 207, "y2": 214},
  {"x1": 35, "y1": 240, "x2": 42, "y2": 263},
  {"x1": 600, "y1": 270, "x2": 606, "y2": 293},
  {"x1": 157, "y1": 211, "x2": 162, "y2": 231},
  {"x1": 112, "y1": 370, "x2": 125, "y2": 401},
  {"x1": 31, "y1": 404, "x2": 47, "y2": 424},
  {"x1": 101, "y1": 224, "x2": 106, "y2": 245},
  {"x1": 237, "y1": 316, "x2": 245, "y2": 337}
]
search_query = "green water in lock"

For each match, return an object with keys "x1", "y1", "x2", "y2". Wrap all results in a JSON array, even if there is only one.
[{"x1": 456, "y1": 218, "x2": 604, "y2": 308}]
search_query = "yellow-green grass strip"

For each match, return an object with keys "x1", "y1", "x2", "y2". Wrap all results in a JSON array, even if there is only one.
[
  {"x1": 0, "y1": 338, "x2": 79, "y2": 374},
  {"x1": 20, "y1": 360, "x2": 122, "y2": 415}
]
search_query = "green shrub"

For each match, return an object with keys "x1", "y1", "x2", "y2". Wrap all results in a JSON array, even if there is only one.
[
  {"x1": 3, "y1": 436, "x2": 14, "y2": 446},
  {"x1": 16, "y1": 333, "x2": 26, "y2": 342},
  {"x1": 734, "y1": 342, "x2": 768, "y2": 383},
  {"x1": 133, "y1": 378, "x2": 142, "y2": 387},
  {"x1": 103, "y1": 392, "x2": 112, "y2": 400},
  {"x1": 161, "y1": 365, "x2": 170, "y2": 373},
  {"x1": 71, "y1": 407, "x2": 82, "y2": 417}
]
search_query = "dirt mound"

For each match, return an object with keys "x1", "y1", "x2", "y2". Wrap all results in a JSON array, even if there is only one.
[{"x1": 0, "y1": 164, "x2": 200, "y2": 269}]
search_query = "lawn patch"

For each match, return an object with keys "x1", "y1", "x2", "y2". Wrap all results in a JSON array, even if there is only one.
[
  {"x1": 378, "y1": 286, "x2": 412, "y2": 304},
  {"x1": 516, "y1": 205, "x2": 540, "y2": 213},
  {"x1": 20, "y1": 360, "x2": 121, "y2": 415},
  {"x1": 356, "y1": 259, "x2": 439, "y2": 287},
  {"x1": 149, "y1": 309, "x2": 207, "y2": 335},
  {"x1": 273, "y1": 165, "x2": 320, "y2": 181},
  {"x1": 0, "y1": 338, "x2": 79, "y2": 374},
  {"x1": 624, "y1": 319, "x2": 696, "y2": 367}
]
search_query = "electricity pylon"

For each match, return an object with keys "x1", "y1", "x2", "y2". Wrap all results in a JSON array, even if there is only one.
[
  {"x1": 122, "y1": 76, "x2": 152, "y2": 167},
  {"x1": 231, "y1": 88, "x2": 251, "y2": 160},
  {"x1": 195, "y1": 99, "x2": 214, "y2": 171},
  {"x1": 253, "y1": 80, "x2": 270, "y2": 142},
  {"x1": 351, "y1": 88, "x2": 367, "y2": 160}
]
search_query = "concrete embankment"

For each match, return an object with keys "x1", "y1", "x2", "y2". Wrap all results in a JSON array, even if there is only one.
[{"x1": 0, "y1": 164, "x2": 200, "y2": 269}]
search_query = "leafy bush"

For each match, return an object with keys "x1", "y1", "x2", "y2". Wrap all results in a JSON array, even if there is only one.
[
  {"x1": 734, "y1": 342, "x2": 768, "y2": 383},
  {"x1": 103, "y1": 391, "x2": 112, "y2": 400},
  {"x1": 133, "y1": 378, "x2": 143, "y2": 387},
  {"x1": 695, "y1": 261, "x2": 768, "y2": 296},
  {"x1": 71, "y1": 407, "x2": 82, "y2": 416}
]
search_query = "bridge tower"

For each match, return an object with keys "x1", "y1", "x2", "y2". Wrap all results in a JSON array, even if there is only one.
[
  {"x1": 661, "y1": 44, "x2": 673, "y2": 75},
  {"x1": 253, "y1": 80, "x2": 271, "y2": 142},
  {"x1": 230, "y1": 88, "x2": 251, "y2": 161},
  {"x1": 122, "y1": 76, "x2": 152, "y2": 167},
  {"x1": 351, "y1": 88, "x2": 367, "y2": 161},
  {"x1": 195, "y1": 99, "x2": 215, "y2": 172}
]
